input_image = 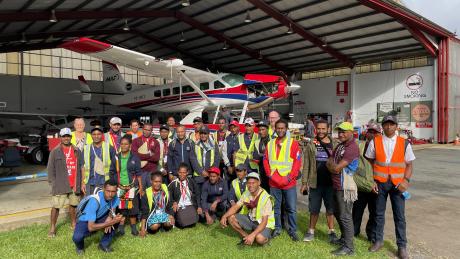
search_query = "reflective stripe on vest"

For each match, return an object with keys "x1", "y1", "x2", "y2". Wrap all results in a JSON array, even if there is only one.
[
  {"x1": 71, "y1": 132, "x2": 93, "y2": 146},
  {"x1": 231, "y1": 179, "x2": 247, "y2": 200},
  {"x1": 104, "y1": 132, "x2": 125, "y2": 151},
  {"x1": 235, "y1": 133, "x2": 259, "y2": 169},
  {"x1": 83, "y1": 142, "x2": 111, "y2": 184},
  {"x1": 373, "y1": 135, "x2": 406, "y2": 185},
  {"x1": 146, "y1": 184, "x2": 169, "y2": 211},
  {"x1": 239, "y1": 189, "x2": 275, "y2": 229},
  {"x1": 193, "y1": 144, "x2": 215, "y2": 176},
  {"x1": 267, "y1": 137, "x2": 293, "y2": 177}
]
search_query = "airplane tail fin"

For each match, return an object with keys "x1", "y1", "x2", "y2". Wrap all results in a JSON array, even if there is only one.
[
  {"x1": 102, "y1": 61, "x2": 128, "y2": 93},
  {"x1": 77, "y1": 75, "x2": 91, "y2": 101}
]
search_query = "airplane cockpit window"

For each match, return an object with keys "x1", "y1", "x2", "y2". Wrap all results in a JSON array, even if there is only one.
[
  {"x1": 222, "y1": 74, "x2": 244, "y2": 87},
  {"x1": 214, "y1": 80, "x2": 225, "y2": 89},
  {"x1": 163, "y1": 88, "x2": 171, "y2": 96}
]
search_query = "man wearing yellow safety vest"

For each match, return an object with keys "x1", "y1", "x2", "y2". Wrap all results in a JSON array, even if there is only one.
[
  {"x1": 220, "y1": 172, "x2": 275, "y2": 246},
  {"x1": 234, "y1": 117, "x2": 261, "y2": 173},
  {"x1": 139, "y1": 172, "x2": 174, "y2": 236},
  {"x1": 190, "y1": 126, "x2": 220, "y2": 193},
  {"x1": 189, "y1": 117, "x2": 204, "y2": 144},
  {"x1": 228, "y1": 164, "x2": 248, "y2": 206},
  {"x1": 267, "y1": 111, "x2": 280, "y2": 139},
  {"x1": 71, "y1": 117, "x2": 92, "y2": 151},
  {"x1": 104, "y1": 117, "x2": 125, "y2": 152},
  {"x1": 166, "y1": 116, "x2": 177, "y2": 140},
  {"x1": 83, "y1": 127, "x2": 116, "y2": 195},
  {"x1": 364, "y1": 115, "x2": 415, "y2": 259},
  {"x1": 226, "y1": 120, "x2": 240, "y2": 181},
  {"x1": 263, "y1": 119, "x2": 301, "y2": 242},
  {"x1": 213, "y1": 117, "x2": 230, "y2": 141}
]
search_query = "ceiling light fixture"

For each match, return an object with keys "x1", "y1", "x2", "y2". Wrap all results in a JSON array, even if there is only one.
[
  {"x1": 123, "y1": 19, "x2": 130, "y2": 31},
  {"x1": 258, "y1": 51, "x2": 263, "y2": 60},
  {"x1": 180, "y1": 31, "x2": 186, "y2": 42},
  {"x1": 244, "y1": 10, "x2": 252, "y2": 23},
  {"x1": 286, "y1": 23, "x2": 293, "y2": 34},
  {"x1": 321, "y1": 37, "x2": 327, "y2": 47},
  {"x1": 222, "y1": 41, "x2": 228, "y2": 50},
  {"x1": 20, "y1": 33, "x2": 27, "y2": 43},
  {"x1": 181, "y1": 0, "x2": 190, "y2": 7},
  {"x1": 49, "y1": 9, "x2": 57, "y2": 23}
]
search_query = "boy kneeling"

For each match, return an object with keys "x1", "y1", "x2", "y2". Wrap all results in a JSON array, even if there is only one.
[
  {"x1": 220, "y1": 172, "x2": 274, "y2": 246},
  {"x1": 139, "y1": 172, "x2": 174, "y2": 236}
]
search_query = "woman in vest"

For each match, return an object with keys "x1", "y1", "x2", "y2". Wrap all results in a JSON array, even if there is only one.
[
  {"x1": 139, "y1": 172, "x2": 174, "y2": 236},
  {"x1": 109, "y1": 135, "x2": 143, "y2": 236},
  {"x1": 169, "y1": 163, "x2": 202, "y2": 228},
  {"x1": 71, "y1": 117, "x2": 93, "y2": 151},
  {"x1": 220, "y1": 172, "x2": 275, "y2": 246}
]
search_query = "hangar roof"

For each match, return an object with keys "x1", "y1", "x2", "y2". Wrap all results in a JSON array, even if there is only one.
[{"x1": 0, "y1": 0, "x2": 454, "y2": 74}]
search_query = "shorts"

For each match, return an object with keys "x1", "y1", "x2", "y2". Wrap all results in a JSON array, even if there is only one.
[
  {"x1": 51, "y1": 192, "x2": 80, "y2": 208},
  {"x1": 308, "y1": 185, "x2": 334, "y2": 214},
  {"x1": 235, "y1": 214, "x2": 272, "y2": 240}
]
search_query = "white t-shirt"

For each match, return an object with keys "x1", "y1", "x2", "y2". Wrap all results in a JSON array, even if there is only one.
[{"x1": 365, "y1": 134, "x2": 416, "y2": 163}]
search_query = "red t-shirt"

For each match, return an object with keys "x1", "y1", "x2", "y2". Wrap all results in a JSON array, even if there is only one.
[{"x1": 63, "y1": 146, "x2": 77, "y2": 188}]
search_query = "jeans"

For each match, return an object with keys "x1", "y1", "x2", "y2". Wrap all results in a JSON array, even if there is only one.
[
  {"x1": 72, "y1": 214, "x2": 115, "y2": 250},
  {"x1": 333, "y1": 190, "x2": 354, "y2": 250},
  {"x1": 352, "y1": 191, "x2": 377, "y2": 241},
  {"x1": 375, "y1": 181, "x2": 407, "y2": 248},
  {"x1": 270, "y1": 186, "x2": 297, "y2": 235}
]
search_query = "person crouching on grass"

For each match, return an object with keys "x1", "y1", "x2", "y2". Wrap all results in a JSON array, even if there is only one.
[
  {"x1": 201, "y1": 167, "x2": 229, "y2": 225},
  {"x1": 220, "y1": 172, "x2": 275, "y2": 246},
  {"x1": 139, "y1": 172, "x2": 174, "y2": 236}
]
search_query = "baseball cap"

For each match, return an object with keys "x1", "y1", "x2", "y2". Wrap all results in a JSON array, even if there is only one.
[
  {"x1": 199, "y1": 126, "x2": 210, "y2": 134},
  {"x1": 246, "y1": 172, "x2": 260, "y2": 181},
  {"x1": 160, "y1": 124, "x2": 169, "y2": 131},
  {"x1": 208, "y1": 167, "x2": 220, "y2": 175},
  {"x1": 90, "y1": 126, "x2": 104, "y2": 133},
  {"x1": 257, "y1": 120, "x2": 269, "y2": 128},
  {"x1": 193, "y1": 117, "x2": 203, "y2": 123},
  {"x1": 110, "y1": 117, "x2": 122, "y2": 125},
  {"x1": 244, "y1": 117, "x2": 255, "y2": 126},
  {"x1": 229, "y1": 120, "x2": 239, "y2": 127},
  {"x1": 335, "y1": 121, "x2": 354, "y2": 131},
  {"x1": 59, "y1": 128, "x2": 72, "y2": 137},
  {"x1": 382, "y1": 115, "x2": 398, "y2": 124},
  {"x1": 367, "y1": 121, "x2": 382, "y2": 132},
  {"x1": 235, "y1": 164, "x2": 247, "y2": 171}
]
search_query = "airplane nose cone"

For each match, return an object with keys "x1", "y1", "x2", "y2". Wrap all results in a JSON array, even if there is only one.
[{"x1": 288, "y1": 83, "x2": 301, "y2": 93}]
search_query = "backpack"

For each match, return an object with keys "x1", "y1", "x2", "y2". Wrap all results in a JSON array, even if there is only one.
[{"x1": 76, "y1": 188, "x2": 102, "y2": 219}]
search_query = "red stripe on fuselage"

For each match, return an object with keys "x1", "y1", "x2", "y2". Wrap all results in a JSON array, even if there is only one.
[{"x1": 59, "y1": 37, "x2": 112, "y2": 54}]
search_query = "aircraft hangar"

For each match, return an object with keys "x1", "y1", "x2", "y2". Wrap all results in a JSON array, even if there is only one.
[{"x1": 0, "y1": 0, "x2": 459, "y2": 144}]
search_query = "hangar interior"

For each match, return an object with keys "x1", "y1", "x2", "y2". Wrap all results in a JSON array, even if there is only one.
[{"x1": 0, "y1": 0, "x2": 459, "y2": 143}]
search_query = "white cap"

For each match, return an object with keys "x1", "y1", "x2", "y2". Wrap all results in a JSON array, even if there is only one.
[
  {"x1": 244, "y1": 117, "x2": 255, "y2": 126},
  {"x1": 59, "y1": 128, "x2": 72, "y2": 136},
  {"x1": 246, "y1": 172, "x2": 260, "y2": 181},
  {"x1": 110, "y1": 117, "x2": 122, "y2": 125}
]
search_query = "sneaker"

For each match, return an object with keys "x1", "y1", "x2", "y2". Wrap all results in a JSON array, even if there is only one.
[
  {"x1": 303, "y1": 232, "x2": 315, "y2": 242},
  {"x1": 98, "y1": 244, "x2": 113, "y2": 253},
  {"x1": 289, "y1": 233, "x2": 300, "y2": 242},
  {"x1": 331, "y1": 237, "x2": 344, "y2": 246},
  {"x1": 272, "y1": 229, "x2": 282, "y2": 238},
  {"x1": 76, "y1": 248, "x2": 84, "y2": 255},
  {"x1": 328, "y1": 232, "x2": 339, "y2": 243},
  {"x1": 117, "y1": 224, "x2": 125, "y2": 236},
  {"x1": 332, "y1": 246, "x2": 354, "y2": 256},
  {"x1": 130, "y1": 225, "x2": 139, "y2": 236}
]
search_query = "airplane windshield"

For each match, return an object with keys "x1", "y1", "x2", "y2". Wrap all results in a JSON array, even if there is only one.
[{"x1": 222, "y1": 74, "x2": 244, "y2": 87}]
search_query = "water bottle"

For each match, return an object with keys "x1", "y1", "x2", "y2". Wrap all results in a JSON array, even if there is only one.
[{"x1": 395, "y1": 184, "x2": 411, "y2": 200}]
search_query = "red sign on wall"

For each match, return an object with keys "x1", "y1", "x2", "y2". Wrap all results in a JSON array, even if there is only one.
[{"x1": 336, "y1": 81, "x2": 348, "y2": 96}]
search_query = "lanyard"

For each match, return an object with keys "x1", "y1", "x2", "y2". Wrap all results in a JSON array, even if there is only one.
[
  {"x1": 180, "y1": 180, "x2": 189, "y2": 200},
  {"x1": 63, "y1": 146, "x2": 73, "y2": 160}
]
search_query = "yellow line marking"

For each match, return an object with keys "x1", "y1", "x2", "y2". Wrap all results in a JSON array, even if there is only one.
[{"x1": 0, "y1": 205, "x2": 68, "y2": 219}]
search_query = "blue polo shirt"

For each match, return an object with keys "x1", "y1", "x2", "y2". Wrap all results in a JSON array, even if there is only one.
[{"x1": 78, "y1": 191, "x2": 120, "y2": 222}]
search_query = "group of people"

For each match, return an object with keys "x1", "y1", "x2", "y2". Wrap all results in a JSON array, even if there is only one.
[{"x1": 46, "y1": 111, "x2": 414, "y2": 258}]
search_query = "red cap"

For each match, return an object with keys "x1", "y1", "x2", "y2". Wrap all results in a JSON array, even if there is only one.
[
  {"x1": 207, "y1": 167, "x2": 220, "y2": 175},
  {"x1": 229, "y1": 120, "x2": 239, "y2": 127}
]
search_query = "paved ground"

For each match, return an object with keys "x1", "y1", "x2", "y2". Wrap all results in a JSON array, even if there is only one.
[{"x1": 0, "y1": 145, "x2": 459, "y2": 257}]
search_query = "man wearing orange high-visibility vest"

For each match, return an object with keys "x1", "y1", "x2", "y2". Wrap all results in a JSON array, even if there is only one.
[{"x1": 365, "y1": 114, "x2": 415, "y2": 259}]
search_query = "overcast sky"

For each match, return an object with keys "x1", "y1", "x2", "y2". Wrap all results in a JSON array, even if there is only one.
[{"x1": 403, "y1": 0, "x2": 460, "y2": 35}]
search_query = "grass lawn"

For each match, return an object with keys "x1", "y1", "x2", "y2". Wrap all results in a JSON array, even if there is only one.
[{"x1": 0, "y1": 212, "x2": 394, "y2": 258}]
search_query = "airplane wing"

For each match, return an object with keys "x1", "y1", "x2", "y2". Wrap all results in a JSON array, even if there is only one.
[{"x1": 59, "y1": 38, "x2": 219, "y2": 84}]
